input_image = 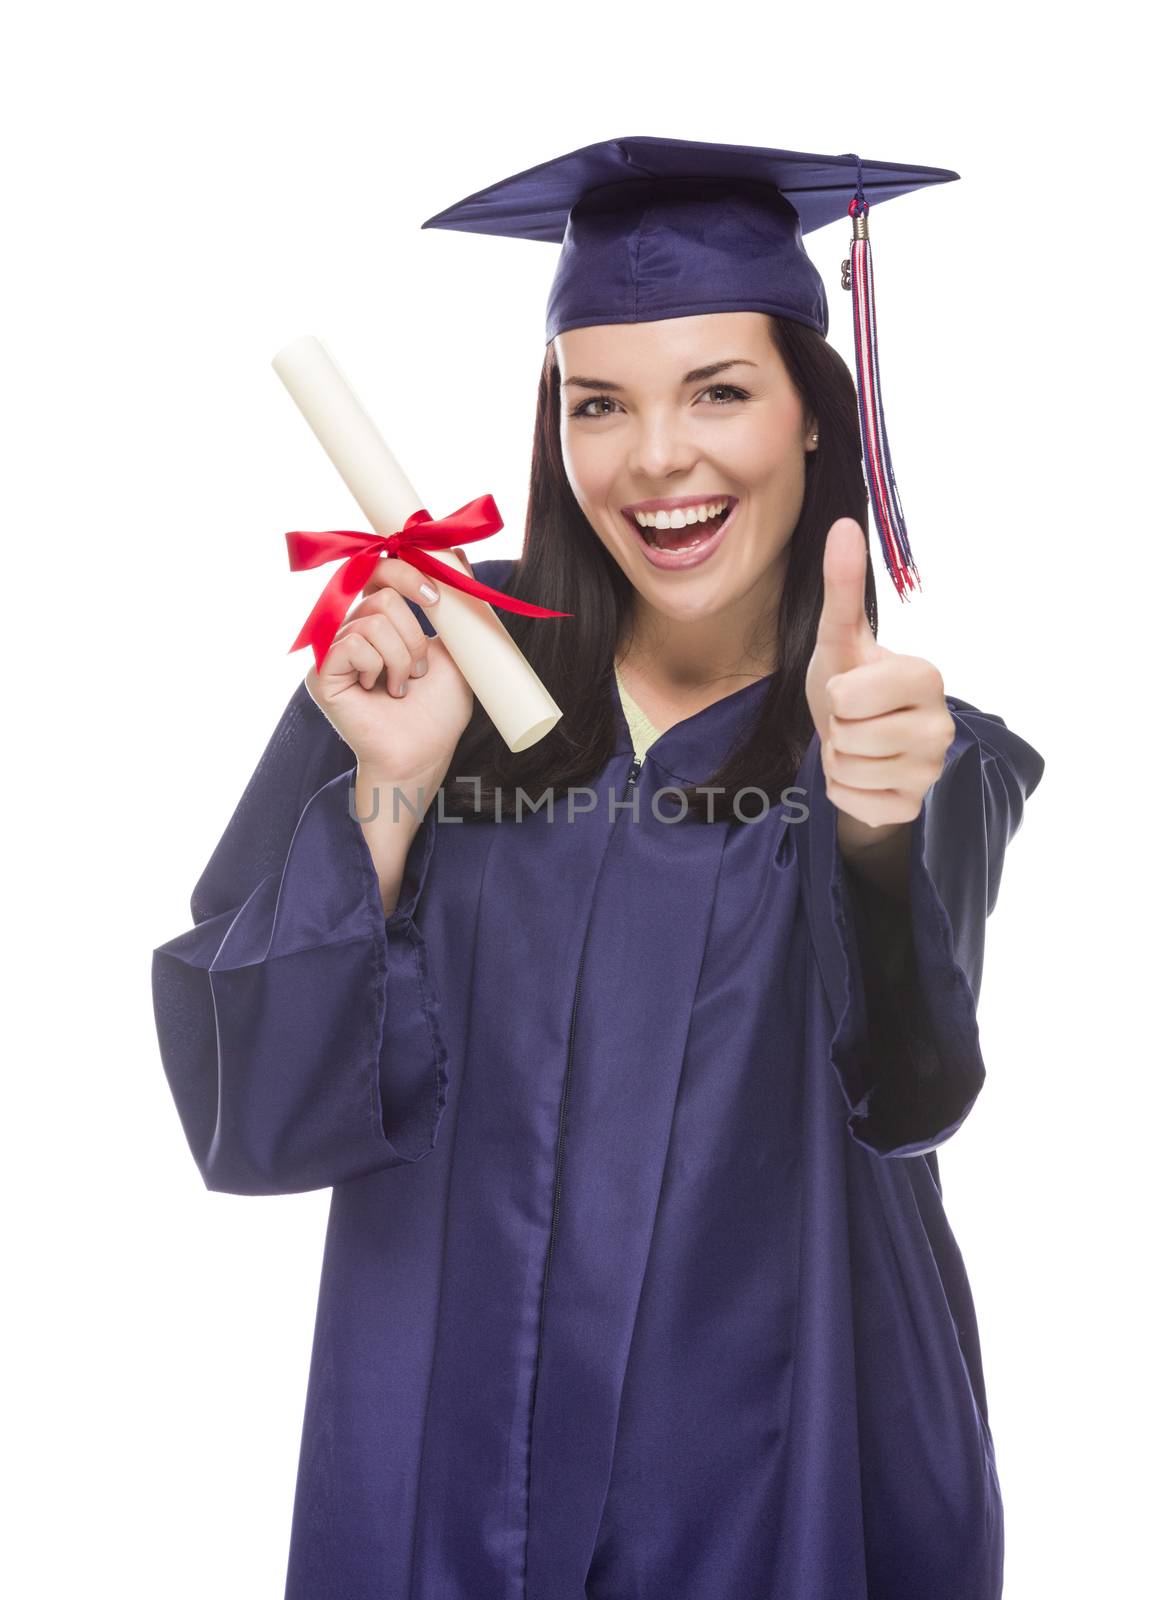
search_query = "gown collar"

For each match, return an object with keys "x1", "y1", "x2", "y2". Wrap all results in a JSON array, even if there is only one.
[{"x1": 609, "y1": 664, "x2": 776, "y2": 784}]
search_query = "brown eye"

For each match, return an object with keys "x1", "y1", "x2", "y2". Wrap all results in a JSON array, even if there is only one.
[
  {"x1": 570, "y1": 395, "x2": 616, "y2": 419},
  {"x1": 701, "y1": 385, "x2": 749, "y2": 405}
]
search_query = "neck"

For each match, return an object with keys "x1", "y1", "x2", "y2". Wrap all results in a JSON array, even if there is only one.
[{"x1": 617, "y1": 574, "x2": 780, "y2": 712}]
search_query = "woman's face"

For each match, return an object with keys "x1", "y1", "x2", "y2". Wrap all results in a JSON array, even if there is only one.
[{"x1": 556, "y1": 311, "x2": 814, "y2": 625}]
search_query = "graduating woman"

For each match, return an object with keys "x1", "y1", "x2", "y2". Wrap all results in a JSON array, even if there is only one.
[{"x1": 151, "y1": 137, "x2": 1045, "y2": 1599}]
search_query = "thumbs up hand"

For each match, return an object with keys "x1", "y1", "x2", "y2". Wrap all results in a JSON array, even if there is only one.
[{"x1": 805, "y1": 519, "x2": 955, "y2": 867}]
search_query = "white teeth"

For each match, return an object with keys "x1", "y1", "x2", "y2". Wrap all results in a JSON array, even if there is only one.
[{"x1": 634, "y1": 497, "x2": 729, "y2": 529}]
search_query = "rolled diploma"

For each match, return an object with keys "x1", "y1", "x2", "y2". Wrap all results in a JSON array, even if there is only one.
[{"x1": 271, "y1": 334, "x2": 563, "y2": 754}]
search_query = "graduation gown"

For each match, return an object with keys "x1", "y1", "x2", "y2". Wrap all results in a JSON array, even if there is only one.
[{"x1": 151, "y1": 558, "x2": 1045, "y2": 1600}]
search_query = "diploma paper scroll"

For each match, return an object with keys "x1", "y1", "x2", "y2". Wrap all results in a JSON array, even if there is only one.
[{"x1": 271, "y1": 335, "x2": 563, "y2": 753}]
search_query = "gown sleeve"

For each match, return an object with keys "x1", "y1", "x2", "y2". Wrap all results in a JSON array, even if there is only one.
[
  {"x1": 150, "y1": 581, "x2": 472, "y2": 1195},
  {"x1": 793, "y1": 694, "x2": 1046, "y2": 1159}
]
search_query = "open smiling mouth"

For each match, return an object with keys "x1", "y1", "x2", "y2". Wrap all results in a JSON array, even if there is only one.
[{"x1": 623, "y1": 498, "x2": 737, "y2": 551}]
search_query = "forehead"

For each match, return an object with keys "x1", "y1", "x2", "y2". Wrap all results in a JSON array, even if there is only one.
[{"x1": 554, "y1": 310, "x2": 773, "y2": 377}]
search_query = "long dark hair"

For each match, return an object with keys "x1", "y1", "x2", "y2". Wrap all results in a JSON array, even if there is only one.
[{"x1": 441, "y1": 313, "x2": 878, "y2": 824}]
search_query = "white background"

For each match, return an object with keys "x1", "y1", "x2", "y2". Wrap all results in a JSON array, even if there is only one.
[{"x1": 4, "y1": 2, "x2": 1144, "y2": 1594}]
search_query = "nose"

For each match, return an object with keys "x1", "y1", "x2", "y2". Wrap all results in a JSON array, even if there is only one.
[{"x1": 627, "y1": 408, "x2": 699, "y2": 485}]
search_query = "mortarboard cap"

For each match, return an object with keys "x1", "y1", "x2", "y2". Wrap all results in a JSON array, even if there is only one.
[{"x1": 422, "y1": 135, "x2": 960, "y2": 600}]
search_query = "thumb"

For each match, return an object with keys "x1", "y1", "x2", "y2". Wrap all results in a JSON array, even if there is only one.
[
  {"x1": 815, "y1": 518, "x2": 877, "y2": 670},
  {"x1": 452, "y1": 545, "x2": 474, "y2": 576}
]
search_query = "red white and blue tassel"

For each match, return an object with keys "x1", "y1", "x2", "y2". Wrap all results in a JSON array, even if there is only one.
[{"x1": 841, "y1": 171, "x2": 921, "y2": 599}]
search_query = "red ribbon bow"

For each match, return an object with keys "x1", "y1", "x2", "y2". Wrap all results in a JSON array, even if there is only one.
[{"x1": 284, "y1": 492, "x2": 571, "y2": 671}]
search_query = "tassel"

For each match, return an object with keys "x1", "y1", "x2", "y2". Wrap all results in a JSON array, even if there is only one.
[{"x1": 841, "y1": 172, "x2": 921, "y2": 600}]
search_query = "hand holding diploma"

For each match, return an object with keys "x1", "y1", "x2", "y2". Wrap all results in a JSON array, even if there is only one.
[
  {"x1": 306, "y1": 544, "x2": 481, "y2": 786},
  {"x1": 273, "y1": 336, "x2": 571, "y2": 755}
]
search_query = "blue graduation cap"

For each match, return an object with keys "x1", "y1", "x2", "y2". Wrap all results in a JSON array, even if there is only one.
[{"x1": 421, "y1": 135, "x2": 960, "y2": 600}]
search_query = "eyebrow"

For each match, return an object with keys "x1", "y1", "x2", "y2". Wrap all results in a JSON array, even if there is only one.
[{"x1": 560, "y1": 358, "x2": 759, "y2": 392}]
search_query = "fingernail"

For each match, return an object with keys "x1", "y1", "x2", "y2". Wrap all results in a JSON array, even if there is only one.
[
  {"x1": 419, "y1": 583, "x2": 439, "y2": 603},
  {"x1": 412, "y1": 659, "x2": 428, "y2": 677},
  {"x1": 396, "y1": 682, "x2": 407, "y2": 697}
]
